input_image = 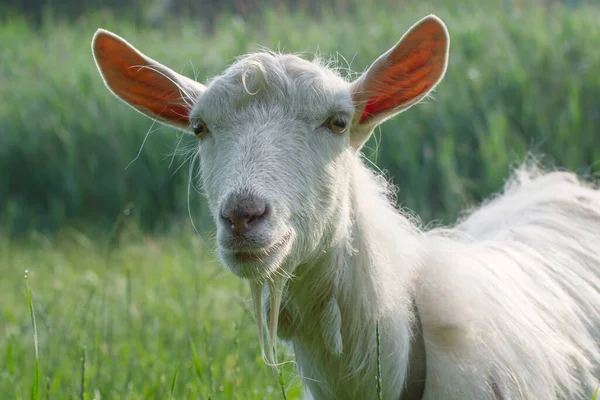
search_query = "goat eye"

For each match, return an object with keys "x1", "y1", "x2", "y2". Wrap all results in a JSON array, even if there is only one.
[
  {"x1": 326, "y1": 116, "x2": 348, "y2": 134},
  {"x1": 192, "y1": 120, "x2": 209, "y2": 139}
]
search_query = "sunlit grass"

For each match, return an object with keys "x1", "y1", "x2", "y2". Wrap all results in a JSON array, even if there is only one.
[{"x1": 0, "y1": 224, "x2": 302, "y2": 398}]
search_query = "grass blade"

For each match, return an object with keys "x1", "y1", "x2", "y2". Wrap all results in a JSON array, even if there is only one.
[
  {"x1": 279, "y1": 369, "x2": 287, "y2": 400},
  {"x1": 80, "y1": 346, "x2": 86, "y2": 400},
  {"x1": 25, "y1": 270, "x2": 40, "y2": 400},
  {"x1": 169, "y1": 367, "x2": 178, "y2": 400},
  {"x1": 376, "y1": 320, "x2": 382, "y2": 400},
  {"x1": 31, "y1": 359, "x2": 39, "y2": 400},
  {"x1": 189, "y1": 339, "x2": 203, "y2": 381}
]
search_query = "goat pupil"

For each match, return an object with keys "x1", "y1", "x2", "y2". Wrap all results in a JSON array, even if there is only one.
[
  {"x1": 328, "y1": 117, "x2": 347, "y2": 133},
  {"x1": 193, "y1": 121, "x2": 207, "y2": 137}
]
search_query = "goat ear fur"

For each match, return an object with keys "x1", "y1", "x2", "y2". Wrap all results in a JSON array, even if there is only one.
[
  {"x1": 91, "y1": 29, "x2": 206, "y2": 132},
  {"x1": 350, "y1": 15, "x2": 449, "y2": 148}
]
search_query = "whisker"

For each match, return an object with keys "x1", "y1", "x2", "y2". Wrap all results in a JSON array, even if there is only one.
[
  {"x1": 126, "y1": 120, "x2": 161, "y2": 170},
  {"x1": 168, "y1": 132, "x2": 186, "y2": 169}
]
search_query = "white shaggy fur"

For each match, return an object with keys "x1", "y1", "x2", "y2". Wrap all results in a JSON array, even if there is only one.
[{"x1": 92, "y1": 15, "x2": 600, "y2": 399}]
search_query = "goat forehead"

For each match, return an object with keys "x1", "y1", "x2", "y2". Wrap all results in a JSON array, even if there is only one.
[{"x1": 192, "y1": 52, "x2": 353, "y2": 125}]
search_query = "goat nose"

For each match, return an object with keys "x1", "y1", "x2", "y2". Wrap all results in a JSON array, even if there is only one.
[{"x1": 220, "y1": 193, "x2": 269, "y2": 236}]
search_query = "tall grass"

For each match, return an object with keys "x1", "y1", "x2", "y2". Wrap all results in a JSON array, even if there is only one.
[{"x1": 1, "y1": 0, "x2": 600, "y2": 234}]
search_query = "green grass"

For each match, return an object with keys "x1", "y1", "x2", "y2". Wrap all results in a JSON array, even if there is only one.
[
  {"x1": 2, "y1": 0, "x2": 600, "y2": 233},
  {"x1": 2, "y1": 226, "x2": 598, "y2": 398},
  {"x1": 0, "y1": 224, "x2": 302, "y2": 399}
]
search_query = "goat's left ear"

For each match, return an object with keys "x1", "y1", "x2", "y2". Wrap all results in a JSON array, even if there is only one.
[
  {"x1": 92, "y1": 29, "x2": 206, "y2": 132},
  {"x1": 350, "y1": 15, "x2": 449, "y2": 148}
]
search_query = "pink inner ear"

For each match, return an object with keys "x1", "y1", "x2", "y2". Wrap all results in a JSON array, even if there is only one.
[
  {"x1": 93, "y1": 31, "x2": 192, "y2": 127},
  {"x1": 122, "y1": 80, "x2": 191, "y2": 125},
  {"x1": 359, "y1": 61, "x2": 435, "y2": 122},
  {"x1": 357, "y1": 18, "x2": 448, "y2": 123}
]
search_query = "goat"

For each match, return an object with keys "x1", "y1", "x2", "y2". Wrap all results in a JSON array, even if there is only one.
[{"x1": 91, "y1": 15, "x2": 600, "y2": 399}]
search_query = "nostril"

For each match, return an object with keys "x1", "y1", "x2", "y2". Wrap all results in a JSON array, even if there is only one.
[
  {"x1": 220, "y1": 193, "x2": 270, "y2": 235},
  {"x1": 220, "y1": 210, "x2": 232, "y2": 224},
  {"x1": 247, "y1": 204, "x2": 269, "y2": 225},
  {"x1": 239, "y1": 204, "x2": 267, "y2": 229}
]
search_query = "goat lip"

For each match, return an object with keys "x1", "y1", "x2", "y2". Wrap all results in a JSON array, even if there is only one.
[{"x1": 225, "y1": 231, "x2": 292, "y2": 264}]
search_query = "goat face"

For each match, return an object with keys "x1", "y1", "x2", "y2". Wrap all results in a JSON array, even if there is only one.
[{"x1": 191, "y1": 55, "x2": 356, "y2": 280}]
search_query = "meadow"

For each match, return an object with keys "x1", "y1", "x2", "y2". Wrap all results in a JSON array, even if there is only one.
[
  {"x1": 1, "y1": 0, "x2": 600, "y2": 398},
  {"x1": 1, "y1": 222, "x2": 304, "y2": 398}
]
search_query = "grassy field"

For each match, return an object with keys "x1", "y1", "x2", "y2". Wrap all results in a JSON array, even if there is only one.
[{"x1": 0, "y1": 220, "x2": 302, "y2": 399}]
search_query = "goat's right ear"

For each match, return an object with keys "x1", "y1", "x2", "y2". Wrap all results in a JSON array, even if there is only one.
[
  {"x1": 349, "y1": 15, "x2": 449, "y2": 148},
  {"x1": 91, "y1": 29, "x2": 206, "y2": 132}
]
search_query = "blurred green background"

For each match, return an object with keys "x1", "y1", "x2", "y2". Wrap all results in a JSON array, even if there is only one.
[
  {"x1": 2, "y1": 0, "x2": 599, "y2": 234},
  {"x1": 1, "y1": 0, "x2": 599, "y2": 398}
]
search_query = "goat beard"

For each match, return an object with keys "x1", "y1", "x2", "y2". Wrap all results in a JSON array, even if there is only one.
[{"x1": 249, "y1": 273, "x2": 287, "y2": 366}]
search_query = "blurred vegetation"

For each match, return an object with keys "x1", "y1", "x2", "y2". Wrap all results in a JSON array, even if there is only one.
[
  {"x1": 1, "y1": 0, "x2": 593, "y2": 27},
  {"x1": 1, "y1": 0, "x2": 600, "y2": 235}
]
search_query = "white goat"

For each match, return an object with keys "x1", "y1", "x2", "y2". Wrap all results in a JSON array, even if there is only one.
[{"x1": 91, "y1": 15, "x2": 600, "y2": 399}]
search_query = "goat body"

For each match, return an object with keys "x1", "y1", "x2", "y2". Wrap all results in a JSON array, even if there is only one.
[{"x1": 92, "y1": 15, "x2": 600, "y2": 399}]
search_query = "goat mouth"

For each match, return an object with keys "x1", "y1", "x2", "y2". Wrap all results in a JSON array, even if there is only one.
[{"x1": 227, "y1": 231, "x2": 292, "y2": 264}]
